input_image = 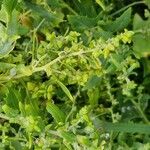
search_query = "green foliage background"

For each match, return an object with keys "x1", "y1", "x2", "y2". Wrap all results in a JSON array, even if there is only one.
[{"x1": 0, "y1": 0, "x2": 150, "y2": 149}]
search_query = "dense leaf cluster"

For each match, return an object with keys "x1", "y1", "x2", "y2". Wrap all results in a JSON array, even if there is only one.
[{"x1": 0, "y1": 0, "x2": 150, "y2": 149}]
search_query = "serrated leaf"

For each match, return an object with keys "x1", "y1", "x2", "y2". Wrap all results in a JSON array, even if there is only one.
[
  {"x1": 68, "y1": 15, "x2": 97, "y2": 32},
  {"x1": 71, "y1": 0, "x2": 97, "y2": 17},
  {"x1": 93, "y1": 118, "x2": 150, "y2": 134},
  {"x1": 24, "y1": 1, "x2": 64, "y2": 27},
  {"x1": 46, "y1": 102, "x2": 66, "y2": 123},
  {"x1": 56, "y1": 80, "x2": 74, "y2": 102},
  {"x1": 103, "y1": 8, "x2": 132, "y2": 32},
  {"x1": 93, "y1": 28, "x2": 113, "y2": 40},
  {"x1": 46, "y1": 0, "x2": 65, "y2": 8},
  {"x1": 3, "y1": 0, "x2": 18, "y2": 16}
]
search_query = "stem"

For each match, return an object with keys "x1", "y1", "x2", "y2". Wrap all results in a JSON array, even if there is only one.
[
  {"x1": 24, "y1": 10, "x2": 32, "y2": 16},
  {"x1": 32, "y1": 31, "x2": 36, "y2": 61},
  {"x1": 111, "y1": 1, "x2": 146, "y2": 17},
  {"x1": 34, "y1": 49, "x2": 96, "y2": 72},
  {"x1": 0, "y1": 48, "x2": 99, "y2": 84},
  {"x1": 0, "y1": 50, "x2": 94, "y2": 83},
  {"x1": 33, "y1": 19, "x2": 45, "y2": 33}
]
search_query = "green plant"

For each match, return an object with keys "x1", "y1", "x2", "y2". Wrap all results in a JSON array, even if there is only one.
[{"x1": 0, "y1": 0, "x2": 150, "y2": 149}]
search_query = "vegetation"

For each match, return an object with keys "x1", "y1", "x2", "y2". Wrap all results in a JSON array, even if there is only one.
[{"x1": 0, "y1": 0, "x2": 150, "y2": 149}]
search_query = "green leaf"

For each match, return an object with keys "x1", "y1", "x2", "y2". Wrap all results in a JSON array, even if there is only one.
[
  {"x1": 56, "y1": 80, "x2": 74, "y2": 103},
  {"x1": 133, "y1": 14, "x2": 145, "y2": 30},
  {"x1": 0, "y1": 23, "x2": 7, "y2": 42},
  {"x1": 0, "y1": 40, "x2": 16, "y2": 59},
  {"x1": 0, "y1": 12, "x2": 19, "y2": 59},
  {"x1": 142, "y1": 59, "x2": 150, "y2": 77},
  {"x1": 0, "y1": 6, "x2": 7, "y2": 23},
  {"x1": 145, "y1": 0, "x2": 150, "y2": 9},
  {"x1": 19, "y1": 102, "x2": 26, "y2": 116},
  {"x1": 17, "y1": 64, "x2": 33, "y2": 76},
  {"x1": 24, "y1": 1, "x2": 64, "y2": 27},
  {"x1": 46, "y1": 0, "x2": 65, "y2": 8},
  {"x1": 59, "y1": 131, "x2": 76, "y2": 143},
  {"x1": 88, "y1": 88, "x2": 99, "y2": 106},
  {"x1": 84, "y1": 76, "x2": 101, "y2": 90},
  {"x1": 68, "y1": 15, "x2": 97, "y2": 32},
  {"x1": 92, "y1": 28, "x2": 113, "y2": 40},
  {"x1": 103, "y1": 8, "x2": 132, "y2": 32},
  {"x1": 96, "y1": 0, "x2": 105, "y2": 10},
  {"x1": 93, "y1": 118, "x2": 150, "y2": 134},
  {"x1": 0, "y1": 0, "x2": 3, "y2": 9},
  {"x1": 4, "y1": 87, "x2": 20, "y2": 109},
  {"x1": 7, "y1": 10, "x2": 19, "y2": 36},
  {"x1": 133, "y1": 33, "x2": 150, "y2": 57},
  {"x1": 2, "y1": 104, "x2": 19, "y2": 117},
  {"x1": 46, "y1": 102, "x2": 66, "y2": 123},
  {"x1": 133, "y1": 14, "x2": 150, "y2": 57},
  {"x1": 0, "y1": 62, "x2": 16, "y2": 71},
  {"x1": 3, "y1": 0, "x2": 18, "y2": 16},
  {"x1": 70, "y1": 0, "x2": 97, "y2": 17},
  {"x1": 11, "y1": 141, "x2": 23, "y2": 150},
  {"x1": 25, "y1": 104, "x2": 39, "y2": 117}
]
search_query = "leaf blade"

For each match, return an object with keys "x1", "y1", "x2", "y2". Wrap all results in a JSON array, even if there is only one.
[
  {"x1": 103, "y1": 8, "x2": 132, "y2": 32},
  {"x1": 56, "y1": 80, "x2": 74, "y2": 103},
  {"x1": 93, "y1": 118, "x2": 150, "y2": 134},
  {"x1": 46, "y1": 102, "x2": 66, "y2": 123}
]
